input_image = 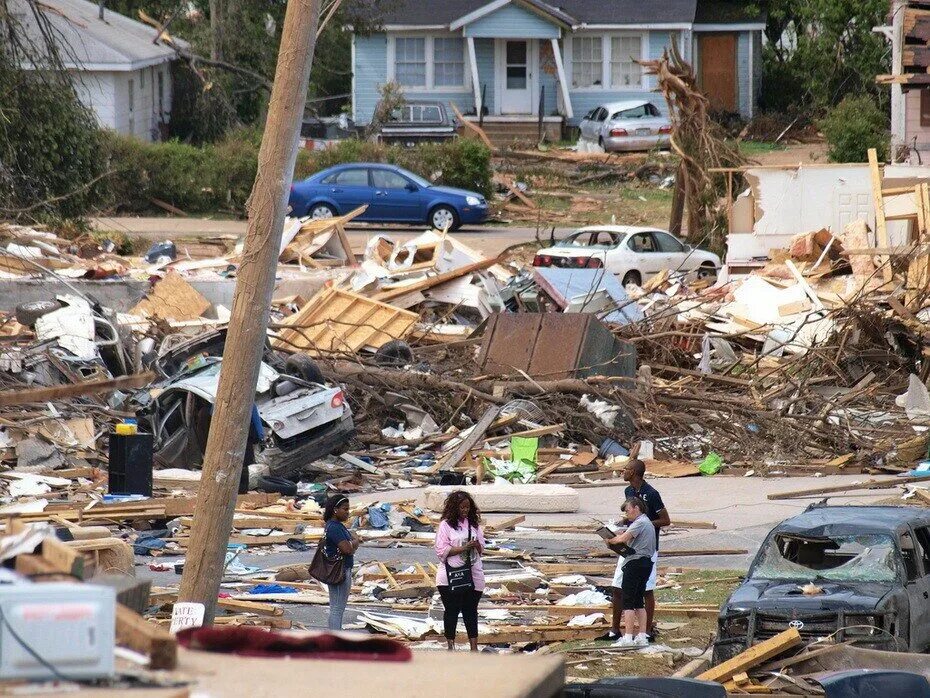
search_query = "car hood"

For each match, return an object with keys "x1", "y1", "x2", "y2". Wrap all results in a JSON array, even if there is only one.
[
  {"x1": 725, "y1": 578, "x2": 894, "y2": 613},
  {"x1": 427, "y1": 185, "x2": 482, "y2": 200}
]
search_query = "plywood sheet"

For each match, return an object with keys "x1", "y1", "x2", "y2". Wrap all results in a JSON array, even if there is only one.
[
  {"x1": 270, "y1": 286, "x2": 417, "y2": 355},
  {"x1": 130, "y1": 273, "x2": 210, "y2": 321}
]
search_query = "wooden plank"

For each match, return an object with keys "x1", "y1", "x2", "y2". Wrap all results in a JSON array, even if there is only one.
[
  {"x1": 868, "y1": 148, "x2": 893, "y2": 283},
  {"x1": 373, "y1": 257, "x2": 500, "y2": 302},
  {"x1": 484, "y1": 515, "x2": 526, "y2": 533},
  {"x1": 484, "y1": 424, "x2": 564, "y2": 445},
  {"x1": 697, "y1": 628, "x2": 801, "y2": 684},
  {"x1": 768, "y1": 474, "x2": 930, "y2": 500},
  {"x1": 0, "y1": 372, "x2": 155, "y2": 406},
  {"x1": 217, "y1": 598, "x2": 284, "y2": 617},
  {"x1": 436, "y1": 406, "x2": 501, "y2": 472},
  {"x1": 449, "y1": 102, "x2": 495, "y2": 150},
  {"x1": 116, "y1": 603, "x2": 178, "y2": 670}
]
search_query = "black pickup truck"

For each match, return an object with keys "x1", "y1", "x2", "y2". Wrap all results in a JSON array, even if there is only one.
[
  {"x1": 375, "y1": 101, "x2": 458, "y2": 147},
  {"x1": 714, "y1": 505, "x2": 930, "y2": 663}
]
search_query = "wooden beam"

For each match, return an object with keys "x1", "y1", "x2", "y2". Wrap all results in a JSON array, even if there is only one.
[
  {"x1": 697, "y1": 628, "x2": 801, "y2": 684},
  {"x1": 550, "y1": 37, "x2": 573, "y2": 119},
  {"x1": 116, "y1": 604, "x2": 178, "y2": 670},
  {"x1": 435, "y1": 405, "x2": 501, "y2": 472},
  {"x1": 373, "y1": 257, "x2": 499, "y2": 302},
  {"x1": 768, "y1": 474, "x2": 930, "y2": 500},
  {"x1": 0, "y1": 372, "x2": 155, "y2": 406},
  {"x1": 868, "y1": 148, "x2": 893, "y2": 283},
  {"x1": 449, "y1": 102, "x2": 494, "y2": 150}
]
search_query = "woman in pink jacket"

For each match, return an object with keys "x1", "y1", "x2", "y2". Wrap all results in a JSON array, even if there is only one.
[{"x1": 434, "y1": 490, "x2": 485, "y2": 651}]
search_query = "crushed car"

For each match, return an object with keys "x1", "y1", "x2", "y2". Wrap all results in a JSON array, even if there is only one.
[
  {"x1": 714, "y1": 505, "x2": 930, "y2": 663},
  {"x1": 134, "y1": 328, "x2": 355, "y2": 480}
]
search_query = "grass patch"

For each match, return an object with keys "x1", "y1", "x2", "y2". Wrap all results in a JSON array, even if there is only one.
[
  {"x1": 502, "y1": 183, "x2": 673, "y2": 229},
  {"x1": 738, "y1": 140, "x2": 786, "y2": 156}
]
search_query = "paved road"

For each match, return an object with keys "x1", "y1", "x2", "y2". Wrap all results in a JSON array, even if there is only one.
[
  {"x1": 90, "y1": 216, "x2": 575, "y2": 257},
  {"x1": 138, "y1": 474, "x2": 892, "y2": 630}
]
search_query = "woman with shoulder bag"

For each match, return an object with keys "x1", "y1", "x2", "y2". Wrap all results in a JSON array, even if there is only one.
[
  {"x1": 434, "y1": 490, "x2": 485, "y2": 651},
  {"x1": 317, "y1": 495, "x2": 360, "y2": 630}
]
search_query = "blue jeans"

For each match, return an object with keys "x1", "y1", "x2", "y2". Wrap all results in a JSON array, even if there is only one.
[{"x1": 327, "y1": 569, "x2": 351, "y2": 630}]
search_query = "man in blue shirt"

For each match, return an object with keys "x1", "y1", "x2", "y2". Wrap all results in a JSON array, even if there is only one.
[{"x1": 599, "y1": 459, "x2": 671, "y2": 642}]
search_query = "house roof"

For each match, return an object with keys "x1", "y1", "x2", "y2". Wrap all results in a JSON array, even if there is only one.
[
  {"x1": 376, "y1": 0, "x2": 762, "y2": 27},
  {"x1": 10, "y1": 0, "x2": 184, "y2": 71}
]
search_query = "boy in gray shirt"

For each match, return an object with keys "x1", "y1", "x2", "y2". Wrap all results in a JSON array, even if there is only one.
[{"x1": 606, "y1": 496, "x2": 657, "y2": 647}]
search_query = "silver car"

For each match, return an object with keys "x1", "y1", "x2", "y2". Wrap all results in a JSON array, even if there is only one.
[{"x1": 579, "y1": 99, "x2": 671, "y2": 152}]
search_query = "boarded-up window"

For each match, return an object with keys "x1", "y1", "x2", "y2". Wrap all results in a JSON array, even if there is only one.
[{"x1": 921, "y1": 89, "x2": 930, "y2": 127}]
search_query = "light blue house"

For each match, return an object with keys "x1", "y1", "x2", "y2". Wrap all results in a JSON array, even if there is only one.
[{"x1": 351, "y1": 0, "x2": 765, "y2": 139}]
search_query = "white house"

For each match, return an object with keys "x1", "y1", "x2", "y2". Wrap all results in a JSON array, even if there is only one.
[{"x1": 12, "y1": 0, "x2": 184, "y2": 141}]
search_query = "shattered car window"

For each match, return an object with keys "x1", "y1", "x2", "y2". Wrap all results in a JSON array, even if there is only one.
[{"x1": 751, "y1": 533, "x2": 898, "y2": 583}]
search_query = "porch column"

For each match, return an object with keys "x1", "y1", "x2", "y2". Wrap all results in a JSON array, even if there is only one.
[
  {"x1": 550, "y1": 38, "x2": 573, "y2": 119},
  {"x1": 467, "y1": 36, "x2": 482, "y2": 115}
]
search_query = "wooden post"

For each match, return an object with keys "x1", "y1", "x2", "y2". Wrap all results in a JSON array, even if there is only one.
[
  {"x1": 868, "y1": 148, "x2": 893, "y2": 283},
  {"x1": 178, "y1": 0, "x2": 320, "y2": 624}
]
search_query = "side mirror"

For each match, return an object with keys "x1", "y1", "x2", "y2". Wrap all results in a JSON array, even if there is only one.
[{"x1": 405, "y1": 183, "x2": 419, "y2": 192}]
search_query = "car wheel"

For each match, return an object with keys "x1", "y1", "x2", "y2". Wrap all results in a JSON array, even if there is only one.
[
  {"x1": 429, "y1": 205, "x2": 459, "y2": 231},
  {"x1": 374, "y1": 340, "x2": 414, "y2": 367},
  {"x1": 15, "y1": 300, "x2": 61, "y2": 327},
  {"x1": 308, "y1": 203, "x2": 336, "y2": 220},
  {"x1": 284, "y1": 353, "x2": 325, "y2": 384},
  {"x1": 622, "y1": 271, "x2": 642, "y2": 287},
  {"x1": 697, "y1": 263, "x2": 717, "y2": 279}
]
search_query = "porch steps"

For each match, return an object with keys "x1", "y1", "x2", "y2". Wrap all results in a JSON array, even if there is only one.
[{"x1": 463, "y1": 120, "x2": 561, "y2": 147}]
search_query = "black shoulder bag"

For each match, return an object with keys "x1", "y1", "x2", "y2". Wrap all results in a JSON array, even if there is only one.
[{"x1": 445, "y1": 522, "x2": 475, "y2": 593}]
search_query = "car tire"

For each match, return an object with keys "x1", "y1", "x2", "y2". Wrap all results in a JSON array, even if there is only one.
[
  {"x1": 429, "y1": 205, "x2": 459, "y2": 231},
  {"x1": 284, "y1": 353, "x2": 325, "y2": 384},
  {"x1": 308, "y1": 203, "x2": 337, "y2": 220},
  {"x1": 374, "y1": 339, "x2": 414, "y2": 367},
  {"x1": 622, "y1": 270, "x2": 642, "y2": 287},
  {"x1": 256, "y1": 475, "x2": 298, "y2": 497},
  {"x1": 697, "y1": 263, "x2": 717, "y2": 279},
  {"x1": 15, "y1": 300, "x2": 61, "y2": 327}
]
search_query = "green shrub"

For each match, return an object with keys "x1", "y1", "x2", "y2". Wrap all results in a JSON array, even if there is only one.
[
  {"x1": 101, "y1": 133, "x2": 493, "y2": 214},
  {"x1": 820, "y1": 96, "x2": 889, "y2": 163}
]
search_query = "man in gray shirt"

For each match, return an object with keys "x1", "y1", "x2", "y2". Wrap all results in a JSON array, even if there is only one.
[{"x1": 606, "y1": 496, "x2": 657, "y2": 647}]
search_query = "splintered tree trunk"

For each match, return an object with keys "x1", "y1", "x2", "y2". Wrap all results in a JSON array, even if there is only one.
[
  {"x1": 178, "y1": 0, "x2": 320, "y2": 624},
  {"x1": 209, "y1": 0, "x2": 225, "y2": 62},
  {"x1": 669, "y1": 163, "x2": 686, "y2": 237}
]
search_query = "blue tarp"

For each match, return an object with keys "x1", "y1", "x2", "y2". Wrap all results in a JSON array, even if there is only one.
[{"x1": 533, "y1": 268, "x2": 645, "y2": 325}]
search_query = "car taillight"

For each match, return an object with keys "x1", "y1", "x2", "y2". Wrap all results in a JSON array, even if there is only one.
[
  {"x1": 585, "y1": 257, "x2": 603, "y2": 268},
  {"x1": 533, "y1": 255, "x2": 552, "y2": 267},
  {"x1": 610, "y1": 128, "x2": 629, "y2": 137},
  {"x1": 659, "y1": 125, "x2": 672, "y2": 134},
  {"x1": 330, "y1": 390, "x2": 345, "y2": 409}
]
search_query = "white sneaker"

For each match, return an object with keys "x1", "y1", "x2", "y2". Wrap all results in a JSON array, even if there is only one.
[
  {"x1": 613, "y1": 635, "x2": 639, "y2": 648},
  {"x1": 633, "y1": 633, "x2": 649, "y2": 646}
]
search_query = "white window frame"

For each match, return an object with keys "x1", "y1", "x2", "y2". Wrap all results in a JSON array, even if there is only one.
[
  {"x1": 609, "y1": 34, "x2": 645, "y2": 89},
  {"x1": 387, "y1": 34, "x2": 470, "y2": 92},
  {"x1": 566, "y1": 31, "x2": 649, "y2": 92},
  {"x1": 570, "y1": 35, "x2": 603, "y2": 90}
]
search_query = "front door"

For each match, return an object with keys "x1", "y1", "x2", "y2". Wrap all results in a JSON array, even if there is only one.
[
  {"x1": 698, "y1": 33, "x2": 737, "y2": 112},
  {"x1": 501, "y1": 40, "x2": 532, "y2": 114}
]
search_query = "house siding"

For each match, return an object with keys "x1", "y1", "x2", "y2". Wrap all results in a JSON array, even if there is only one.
[
  {"x1": 905, "y1": 89, "x2": 930, "y2": 161},
  {"x1": 463, "y1": 3, "x2": 560, "y2": 39},
  {"x1": 476, "y1": 37, "x2": 496, "y2": 114},
  {"x1": 71, "y1": 71, "x2": 117, "y2": 130},
  {"x1": 353, "y1": 33, "x2": 389, "y2": 124},
  {"x1": 737, "y1": 31, "x2": 751, "y2": 118}
]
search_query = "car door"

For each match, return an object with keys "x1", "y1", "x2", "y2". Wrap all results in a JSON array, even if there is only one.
[
  {"x1": 370, "y1": 169, "x2": 422, "y2": 222},
  {"x1": 909, "y1": 527, "x2": 930, "y2": 649},
  {"x1": 326, "y1": 167, "x2": 374, "y2": 218},
  {"x1": 580, "y1": 108, "x2": 597, "y2": 140},
  {"x1": 652, "y1": 230, "x2": 689, "y2": 272},
  {"x1": 626, "y1": 232, "x2": 665, "y2": 277}
]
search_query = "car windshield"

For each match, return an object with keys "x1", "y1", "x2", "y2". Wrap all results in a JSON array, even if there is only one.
[{"x1": 751, "y1": 533, "x2": 898, "y2": 583}]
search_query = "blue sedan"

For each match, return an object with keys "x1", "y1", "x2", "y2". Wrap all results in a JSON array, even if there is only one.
[{"x1": 288, "y1": 163, "x2": 489, "y2": 230}]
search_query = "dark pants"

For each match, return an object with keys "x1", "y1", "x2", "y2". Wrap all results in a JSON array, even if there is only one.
[
  {"x1": 621, "y1": 557, "x2": 653, "y2": 611},
  {"x1": 437, "y1": 586, "x2": 482, "y2": 639}
]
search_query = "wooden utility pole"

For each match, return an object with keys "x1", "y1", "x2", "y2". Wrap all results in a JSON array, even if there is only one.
[{"x1": 178, "y1": 0, "x2": 320, "y2": 624}]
